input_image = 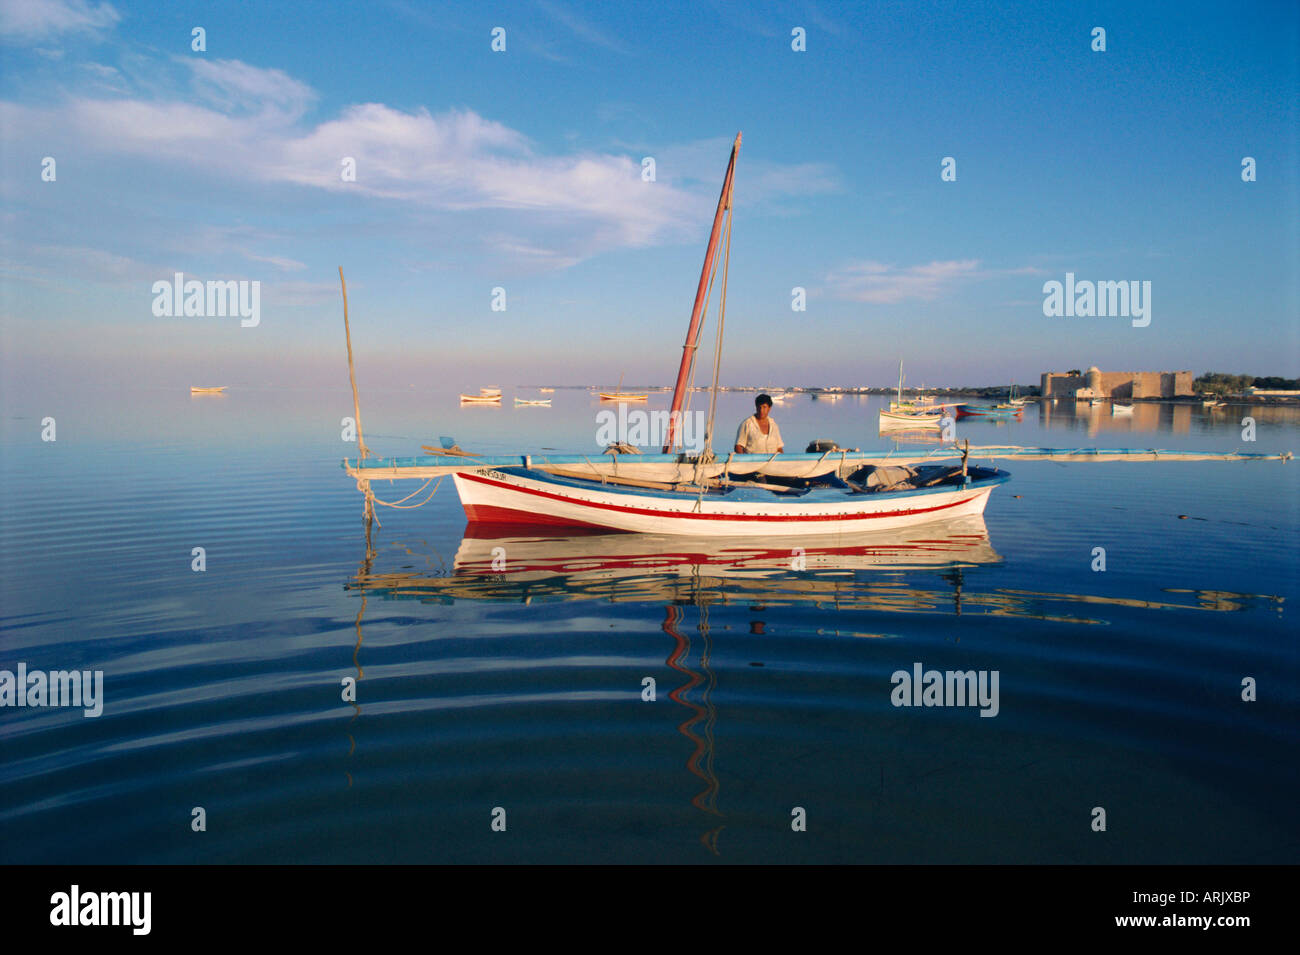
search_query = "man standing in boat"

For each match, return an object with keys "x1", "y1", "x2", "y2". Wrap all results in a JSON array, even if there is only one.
[{"x1": 735, "y1": 394, "x2": 784, "y2": 453}]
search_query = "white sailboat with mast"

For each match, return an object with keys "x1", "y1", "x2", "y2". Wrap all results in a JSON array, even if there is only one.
[
  {"x1": 444, "y1": 135, "x2": 1009, "y2": 534},
  {"x1": 879, "y1": 360, "x2": 947, "y2": 430},
  {"x1": 340, "y1": 137, "x2": 1289, "y2": 530}
]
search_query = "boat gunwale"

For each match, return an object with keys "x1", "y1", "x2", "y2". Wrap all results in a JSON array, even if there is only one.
[{"x1": 464, "y1": 464, "x2": 1011, "y2": 503}]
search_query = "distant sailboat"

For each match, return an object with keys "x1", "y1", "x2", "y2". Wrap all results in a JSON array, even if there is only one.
[
  {"x1": 880, "y1": 360, "x2": 946, "y2": 429},
  {"x1": 598, "y1": 373, "x2": 647, "y2": 402}
]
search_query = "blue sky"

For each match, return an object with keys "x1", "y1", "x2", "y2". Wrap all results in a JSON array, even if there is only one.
[{"x1": 1, "y1": 0, "x2": 1296, "y2": 391}]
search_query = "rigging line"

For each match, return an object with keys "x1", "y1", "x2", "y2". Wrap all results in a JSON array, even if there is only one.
[
  {"x1": 582, "y1": 457, "x2": 605, "y2": 485},
  {"x1": 692, "y1": 228, "x2": 731, "y2": 487},
  {"x1": 680, "y1": 221, "x2": 725, "y2": 450},
  {"x1": 703, "y1": 202, "x2": 733, "y2": 464}
]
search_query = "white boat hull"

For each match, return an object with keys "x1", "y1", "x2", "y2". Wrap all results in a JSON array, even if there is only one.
[
  {"x1": 452, "y1": 466, "x2": 1003, "y2": 536},
  {"x1": 879, "y1": 409, "x2": 944, "y2": 430}
]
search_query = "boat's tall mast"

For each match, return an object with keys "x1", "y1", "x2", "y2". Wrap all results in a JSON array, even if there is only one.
[{"x1": 663, "y1": 132, "x2": 741, "y2": 453}]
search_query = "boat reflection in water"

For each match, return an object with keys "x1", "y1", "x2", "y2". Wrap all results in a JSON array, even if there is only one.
[
  {"x1": 344, "y1": 517, "x2": 1284, "y2": 856},
  {"x1": 352, "y1": 515, "x2": 1001, "y2": 610},
  {"x1": 346, "y1": 517, "x2": 999, "y2": 853},
  {"x1": 347, "y1": 514, "x2": 1279, "y2": 619}
]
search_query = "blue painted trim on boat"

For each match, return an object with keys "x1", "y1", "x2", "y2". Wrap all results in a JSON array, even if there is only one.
[{"x1": 481, "y1": 465, "x2": 1010, "y2": 502}]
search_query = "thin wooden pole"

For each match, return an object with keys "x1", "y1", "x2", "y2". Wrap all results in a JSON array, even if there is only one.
[
  {"x1": 340, "y1": 267, "x2": 370, "y2": 461},
  {"x1": 340, "y1": 267, "x2": 375, "y2": 523}
]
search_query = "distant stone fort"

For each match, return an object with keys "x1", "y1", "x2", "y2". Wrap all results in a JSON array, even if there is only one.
[{"x1": 1041, "y1": 366, "x2": 1193, "y2": 399}]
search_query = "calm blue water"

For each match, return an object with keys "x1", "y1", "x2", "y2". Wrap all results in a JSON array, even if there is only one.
[{"x1": 1, "y1": 386, "x2": 1297, "y2": 863}]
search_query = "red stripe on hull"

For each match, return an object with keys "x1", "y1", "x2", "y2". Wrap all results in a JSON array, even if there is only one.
[
  {"x1": 459, "y1": 472, "x2": 981, "y2": 525},
  {"x1": 463, "y1": 502, "x2": 624, "y2": 530}
]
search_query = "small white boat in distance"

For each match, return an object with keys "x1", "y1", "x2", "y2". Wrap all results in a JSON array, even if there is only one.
[
  {"x1": 1112, "y1": 404, "x2": 1134, "y2": 416},
  {"x1": 514, "y1": 398, "x2": 551, "y2": 406},
  {"x1": 878, "y1": 408, "x2": 944, "y2": 430},
  {"x1": 599, "y1": 392, "x2": 648, "y2": 402},
  {"x1": 460, "y1": 392, "x2": 502, "y2": 404},
  {"x1": 539, "y1": 388, "x2": 555, "y2": 393},
  {"x1": 479, "y1": 386, "x2": 503, "y2": 397},
  {"x1": 190, "y1": 386, "x2": 227, "y2": 394}
]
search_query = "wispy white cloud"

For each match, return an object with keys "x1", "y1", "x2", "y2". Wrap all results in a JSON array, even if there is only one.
[
  {"x1": 825, "y1": 259, "x2": 982, "y2": 303},
  {"x1": 0, "y1": 0, "x2": 119, "y2": 39},
  {"x1": 5, "y1": 65, "x2": 697, "y2": 253},
  {"x1": 187, "y1": 57, "x2": 316, "y2": 119},
  {"x1": 825, "y1": 260, "x2": 1049, "y2": 303},
  {"x1": 534, "y1": 0, "x2": 630, "y2": 54},
  {"x1": 487, "y1": 237, "x2": 582, "y2": 271},
  {"x1": 2, "y1": 55, "x2": 839, "y2": 275}
]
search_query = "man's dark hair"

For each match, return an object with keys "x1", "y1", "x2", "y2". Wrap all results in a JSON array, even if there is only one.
[{"x1": 755, "y1": 394, "x2": 772, "y2": 409}]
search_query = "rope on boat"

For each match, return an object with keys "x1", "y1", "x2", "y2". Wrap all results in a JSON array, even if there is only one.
[
  {"x1": 802, "y1": 449, "x2": 831, "y2": 478},
  {"x1": 582, "y1": 455, "x2": 606, "y2": 484},
  {"x1": 371, "y1": 476, "x2": 443, "y2": 509}
]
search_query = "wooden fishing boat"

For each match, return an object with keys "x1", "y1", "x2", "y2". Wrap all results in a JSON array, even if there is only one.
[
  {"x1": 451, "y1": 462, "x2": 1008, "y2": 536},
  {"x1": 599, "y1": 392, "x2": 648, "y2": 402},
  {"x1": 879, "y1": 408, "x2": 944, "y2": 429},
  {"x1": 342, "y1": 135, "x2": 1017, "y2": 534},
  {"x1": 599, "y1": 372, "x2": 647, "y2": 402},
  {"x1": 514, "y1": 397, "x2": 552, "y2": 406},
  {"x1": 881, "y1": 361, "x2": 950, "y2": 429},
  {"x1": 956, "y1": 405, "x2": 1022, "y2": 420},
  {"x1": 190, "y1": 386, "x2": 227, "y2": 394},
  {"x1": 459, "y1": 392, "x2": 502, "y2": 404},
  {"x1": 443, "y1": 135, "x2": 1009, "y2": 534}
]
